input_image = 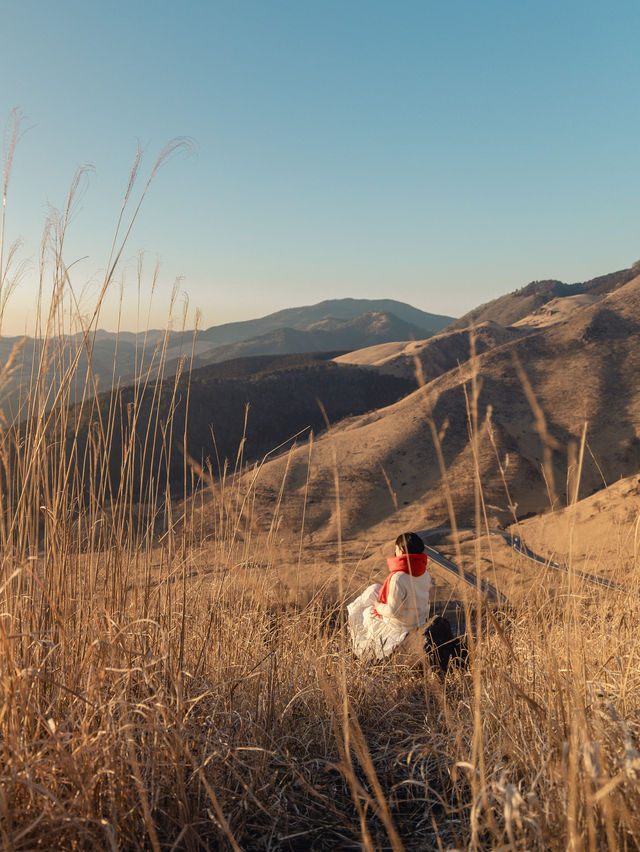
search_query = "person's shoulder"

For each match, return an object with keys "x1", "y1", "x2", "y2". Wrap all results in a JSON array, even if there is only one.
[
  {"x1": 395, "y1": 571, "x2": 427, "y2": 586},
  {"x1": 402, "y1": 570, "x2": 430, "y2": 586}
]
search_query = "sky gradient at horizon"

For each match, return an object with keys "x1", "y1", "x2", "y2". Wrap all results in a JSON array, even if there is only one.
[{"x1": 1, "y1": 0, "x2": 639, "y2": 334}]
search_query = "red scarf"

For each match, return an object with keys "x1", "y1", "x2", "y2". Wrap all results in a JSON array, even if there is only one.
[{"x1": 373, "y1": 552, "x2": 428, "y2": 618}]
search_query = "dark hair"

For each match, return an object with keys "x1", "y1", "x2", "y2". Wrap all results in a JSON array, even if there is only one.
[{"x1": 395, "y1": 531, "x2": 424, "y2": 555}]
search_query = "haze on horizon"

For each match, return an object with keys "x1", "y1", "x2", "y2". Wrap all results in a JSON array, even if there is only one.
[{"x1": 1, "y1": 0, "x2": 639, "y2": 337}]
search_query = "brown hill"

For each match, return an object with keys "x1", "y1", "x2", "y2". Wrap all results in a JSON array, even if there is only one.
[
  {"x1": 334, "y1": 321, "x2": 523, "y2": 382},
  {"x1": 238, "y1": 273, "x2": 640, "y2": 551},
  {"x1": 448, "y1": 263, "x2": 639, "y2": 330},
  {"x1": 510, "y1": 472, "x2": 640, "y2": 581},
  {"x1": 512, "y1": 292, "x2": 598, "y2": 328}
]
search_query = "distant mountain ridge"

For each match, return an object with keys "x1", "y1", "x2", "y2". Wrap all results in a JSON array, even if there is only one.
[
  {"x1": 192, "y1": 311, "x2": 435, "y2": 365},
  {"x1": 196, "y1": 298, "x2": 455, "y2": 346},
  {"x1": 66, "y1": 352, "x2": 416, "y2": 493},
  {"x1": 0, "y1": 298, "x2": 453, "y2": 416}
]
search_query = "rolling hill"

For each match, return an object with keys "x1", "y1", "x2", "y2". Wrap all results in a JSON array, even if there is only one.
[
  {"x1": 237, "y1": 269, "x2": 640, "y2": 547},
  {"x1": 448, "y1": 262, "x2": 639, "y2": 330},
  {"x1": 333, "y1": 321, "x2": 523, "y2": 382}
]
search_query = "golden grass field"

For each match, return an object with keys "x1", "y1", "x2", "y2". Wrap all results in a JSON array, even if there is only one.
[{"x1": 1, "y1": 117, "x2": 640, "y2": 850}]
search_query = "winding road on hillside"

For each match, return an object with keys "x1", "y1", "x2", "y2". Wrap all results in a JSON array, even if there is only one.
[{"x1": 417, "y1": 527, "x2": 623, "y2": 605}]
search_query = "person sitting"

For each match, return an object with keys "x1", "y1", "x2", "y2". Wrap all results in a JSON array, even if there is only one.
[{"x1": 347, "y1": 531, "x2": 431, "y2": 660}]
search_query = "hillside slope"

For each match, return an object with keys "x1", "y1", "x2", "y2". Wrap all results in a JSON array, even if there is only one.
[
  {"x1": 510, "y1": 472, "x2": 640, "y2": 579},
  {"x1": 448, "y1": 263, "x2": 639, "y2": 330},
  {"x1": 241, "y1": 273, "x2": 640, "y2": 544},
  {"x1": 334, "y1": 321, "x2": 523, "y2": 382},
  {"x1": 65, "y1": 352, "x2": 416, "y2": 496}
]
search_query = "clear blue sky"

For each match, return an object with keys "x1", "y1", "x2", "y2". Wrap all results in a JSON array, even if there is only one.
[{"x1": 2, "y1": 0, "x2": 639, "y2": 334}]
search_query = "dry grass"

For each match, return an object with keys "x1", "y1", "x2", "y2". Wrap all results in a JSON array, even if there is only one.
[
  {"x1": 1, "y1": 116, "x2": 640, "y2": 850},
  {"x1": 3, "y1": 522, "x2": 640, "y2": 851}
]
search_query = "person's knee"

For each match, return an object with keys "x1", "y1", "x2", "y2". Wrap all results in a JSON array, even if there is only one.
[{"x1": 424, "y1": 616, "x2": 468, "y2": 672}]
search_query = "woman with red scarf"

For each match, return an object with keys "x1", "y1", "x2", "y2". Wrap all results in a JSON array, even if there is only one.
[{"x1": 347, "y1": 532, "x2": 431, "y2": 660}]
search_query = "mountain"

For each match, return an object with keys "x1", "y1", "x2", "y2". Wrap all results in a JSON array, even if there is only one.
[
  {"x1": 196, "y1": 298, "x2": 455, "y2": 347},
  {"x1": 237, "y1": 270, "x2": 640, "y2": 545},
  {"x1": 0, "y1": 298, "x2": 449, "y2": 417},
  {"x1": 191, "y1": 311, "x2": 434, "y2": 365},
  {"x1": 448, "y1": 263, "x2": 639, "y2": 330},
  {"x1": 11, "y1": 266, "x2": 640, "y2": 560}
]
